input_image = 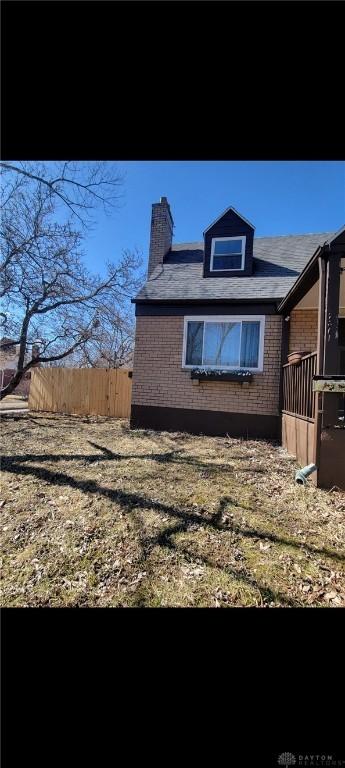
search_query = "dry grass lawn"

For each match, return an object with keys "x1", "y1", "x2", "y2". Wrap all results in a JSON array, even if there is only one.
[{"x1": 1, "y1": 412, "x2": 344, "y2": 607}]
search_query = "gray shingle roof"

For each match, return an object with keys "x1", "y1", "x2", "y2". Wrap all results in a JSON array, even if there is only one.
[{"x1": 134, "y1": 233, "x2": 334, "y2": 303}]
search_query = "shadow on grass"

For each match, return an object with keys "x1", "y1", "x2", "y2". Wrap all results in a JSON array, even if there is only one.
[
  {"x1": 1, "y1": 414, "x2": 110, "y2": 435},
  {"x1": 105, "y1": 514, "x2": 301, "y2": 608},
  {"x1": 2, "y1": 442, "x2": 269, "y2": 476},
  {"x1": 150, "y1": 520, "x2": 301, "y2": 607},
  {"x1": 3, "y1": 454, "x2": 344, "y2": 569}
]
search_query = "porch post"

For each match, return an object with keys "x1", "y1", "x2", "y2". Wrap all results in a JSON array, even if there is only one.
[
  {"x1": 313, "y1": 257, "x2": 326, "y2": 467},
  {"x1": 322, "y1": 251, "x2": 341, "y2": 426}
]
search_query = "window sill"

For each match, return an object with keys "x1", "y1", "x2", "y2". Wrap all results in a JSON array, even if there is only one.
[{"x1": 190, "y1": 370, "x2": 253, "y2": 382}]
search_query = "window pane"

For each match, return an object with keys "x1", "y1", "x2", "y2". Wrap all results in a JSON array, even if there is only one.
[
  {"x1": 203, "y1": 322, "x2": 240, "y2": 366},
  {"x1": 214, "y1": 239, "x2": 243, "y2": 255},
  {"x1": 240, "y1": 321, "x2": 260, "y2": 367},
  {"x1": 213, "y1": 254, "x2": 242, "y2": 270},
  {"x1": 186, "y1": 321, "x2": 203, "y2": 365}
]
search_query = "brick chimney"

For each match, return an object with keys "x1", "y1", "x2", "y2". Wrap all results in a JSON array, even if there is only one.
[{"x1": 147, "y1": 197, "x2": 174, "y2": 277}]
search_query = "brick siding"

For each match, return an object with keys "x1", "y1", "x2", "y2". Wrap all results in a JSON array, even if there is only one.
[
  {"x1": 288, "y1": 309, "x2": 318, "y2": 354},
  {"x1": 132, "y1": 315, "x2": 283, "y2": 416}
]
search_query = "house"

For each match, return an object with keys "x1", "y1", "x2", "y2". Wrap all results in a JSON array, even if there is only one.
[
  {"x1": 130, "y1": 198, "x2": 345, "y2": 488},
  {"x1": 0, "y1": 338, "x2": 26, "y2": 370},
  {"x1": 0, "y1": 337, "x2": 40, "y2": 394}
]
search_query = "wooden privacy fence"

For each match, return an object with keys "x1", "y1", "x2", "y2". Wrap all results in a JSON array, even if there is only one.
[{"x1": 29, "y1": 368, "x2": 132, "y2": 418}]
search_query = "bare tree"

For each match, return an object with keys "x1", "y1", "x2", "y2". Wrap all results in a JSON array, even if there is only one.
[
  {"x1": 0, "y1": 161, "x2": 123, "y2": 226},
  {"x1": 0, "y1": 162, "x2": 141, "y2": 399},
  {"x1": 70, "y1": 306, "x2": 135, "y2": 369}
]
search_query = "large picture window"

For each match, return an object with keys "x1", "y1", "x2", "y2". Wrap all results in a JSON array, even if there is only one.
[
  {"x1": 183, "y1": 316, "x2": 265, "y2": 371},
  {"x1": 210, "y1": 236, "x2": 246, "y2": 271}
]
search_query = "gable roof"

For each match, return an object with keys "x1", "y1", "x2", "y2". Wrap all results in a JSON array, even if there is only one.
[
  {"x1": 133, "y1": 232, "x2": 334, "y2": 304},
  {"x1": 203, "y1": 206, "x2": 255, "y2": 234},
  {"x1": 278, "y1": 223, "x2": 345, "y2": 313}
]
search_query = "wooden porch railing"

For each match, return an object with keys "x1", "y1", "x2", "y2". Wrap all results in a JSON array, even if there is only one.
[{"x1": 282, "y1": 352, "x2": 317, "y2": 420}]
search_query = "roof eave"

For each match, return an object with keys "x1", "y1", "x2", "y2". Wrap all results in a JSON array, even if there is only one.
[
  {"x1": 132, "y1": 297, "x2": 281, "y2": 306},
  {"x1": 278, "y1": 228, "x2": 345, "y2": 315},
  {"x1": 277, "y1": 245, "x2": 323, "y2": 314}
]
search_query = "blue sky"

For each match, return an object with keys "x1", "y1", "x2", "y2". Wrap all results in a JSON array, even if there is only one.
[{"x1": 82, "y1": 161, "x2": 345, "y2": 275}]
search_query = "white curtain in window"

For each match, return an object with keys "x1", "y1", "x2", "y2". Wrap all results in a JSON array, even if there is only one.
[{"x1": 240, "y1": 321, "x2": 260, "y2": 367}]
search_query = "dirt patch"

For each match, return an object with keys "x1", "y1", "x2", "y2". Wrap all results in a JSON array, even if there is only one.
[{"x1": 1, "y1": 412, "x2": 344, "y2": 607}]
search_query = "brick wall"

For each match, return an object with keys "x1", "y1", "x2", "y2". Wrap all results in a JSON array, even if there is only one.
[
  {"x1": 132, "y1": 315, "x2": 283, "y2": 416},
  {"x1": 288, "y1": 309, "x2": 318, "y2": 354}
]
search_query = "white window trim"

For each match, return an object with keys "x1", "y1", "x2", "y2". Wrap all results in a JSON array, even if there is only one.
[
  {"x1": 182, "y1": 315, "x2": 265, "y2": 372},
  {"x1": 210, "y1": 236, "x2": 246, "y2": 272}
]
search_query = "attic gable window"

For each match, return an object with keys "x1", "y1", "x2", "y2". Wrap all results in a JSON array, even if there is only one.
[{"x1": 210, "y1": 236, "x2": 246, "y2": 272}]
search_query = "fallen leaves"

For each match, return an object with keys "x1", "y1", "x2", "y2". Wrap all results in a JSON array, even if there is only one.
[
  {"x1": 324, "y1": 590, "x2": 338, "y2": 601},
  {"x1": 329, "y1": 595, "x2": 343, "y2": 606},
  {"x1": 181, "y1": 564, "x2": 205, "y2": 580}
]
